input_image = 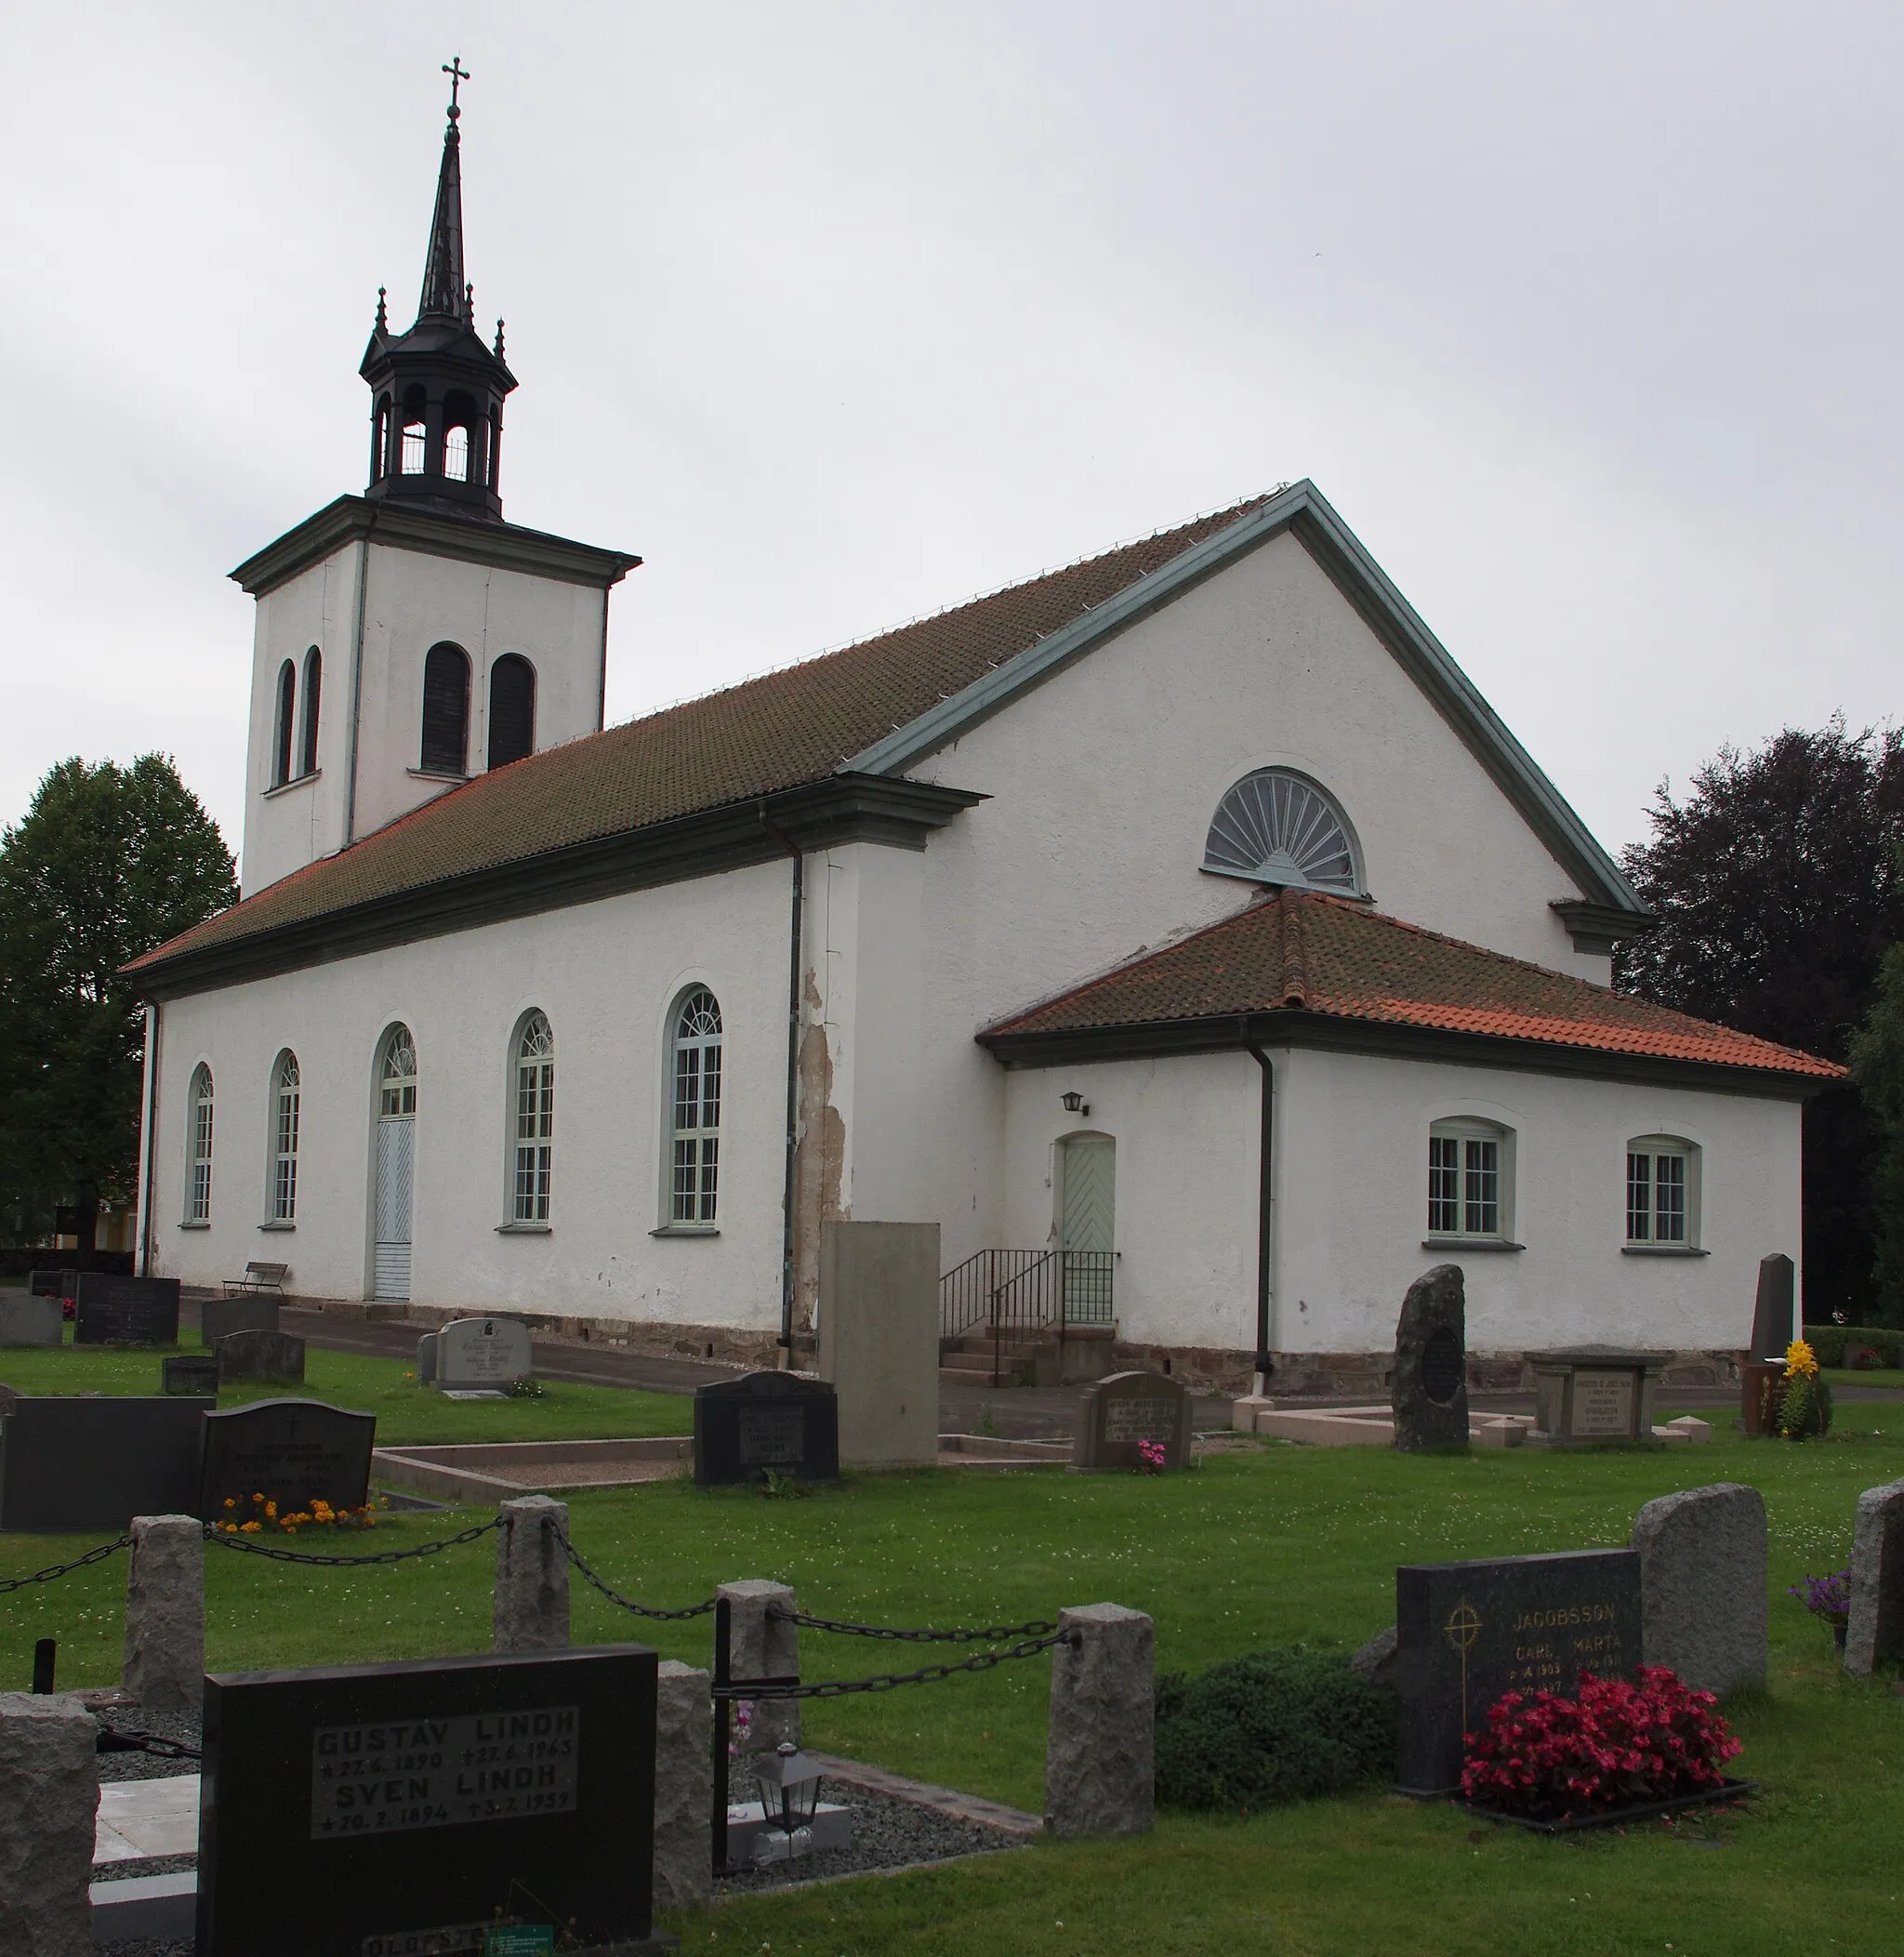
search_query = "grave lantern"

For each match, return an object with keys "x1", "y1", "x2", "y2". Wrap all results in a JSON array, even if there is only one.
[{"x1": 752, "y1": 1740, "x2": 825, "y2": 1858}]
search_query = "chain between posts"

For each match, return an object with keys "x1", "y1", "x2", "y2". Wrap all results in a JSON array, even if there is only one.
[
  {"x1": 772, "y1": 1605, "x2": 1059, "y2": 1645},
  {"x1": 556, "y1": 1528, "x2": 717, "y2": 1622},
  {"x1": 202, "y1": 1516, "x2": 501, "y2": 1568},
  {"x1": 0, "y1": 1534, "x2": 130, "y2": 1594},
  {"x1": 715, "y1": 1626, "x2": 1078, "y2": 1701}
]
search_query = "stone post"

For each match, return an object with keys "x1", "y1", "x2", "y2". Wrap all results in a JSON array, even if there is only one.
[
  {"x1": 653, "y1": 1660, "x2": 713, "y2": 1914},
  {"x1": 494, "y1": 1496, "x2": 570, "y2": 1653},
  {"x1": 1044, "y1": 1603, "x2": 1154, "y2": 1839},
  {"x1": 1844, "y1": 1476, "x2": 1904, "y2": 1677},
  {"x1": 718, "y1": 1579, "x2": 800, "y2": 1751},
  {"x1": 123, "y1": 1514, "x2": 205, "y2": 1713},
  {"x1": 1631, "y1": 1483, "x2": 1766, "y2": 1695},
  {"x1": 0, "y1": 1693, "x2": 99, "y2": 1957}
]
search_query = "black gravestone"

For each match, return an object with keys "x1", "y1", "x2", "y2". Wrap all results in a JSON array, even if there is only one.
[
  {"x1": 201, "y1": 1296, "x2": 282, "y2": 1346},
  {"x1": 694, "y1": 1372, "x2": 840, "y2": 1488},
  {"x1": 0, "y1": 1395, "x2": 214, "y2": 1530},
  {"x1": 28, "y1": 1268, "x2": 68, "y2": 1299},
  {"x1": 199, "y1": 1399, "x2": 375, "y2": 1520},
  {"x1": 199, "y1": 1644, "x2": 657, "y2": 1957},
  {"x1": 1750, "y1": 1252, "x2": 1796, "y2": 1360},
  {"x1": 73, "y1": 1273, "x2": 179, "y2": 1347},
  {"x1": 163, "y1": 1354, "x2": 222, "y2": 1396},
  {"x1": 1393, "y1": 1263, "x2": 1469, "y2": 1451},
  {"x1": 1395, "y1": 1547, "x2": 1643, "y2": 1795},
  {"x1": 1072, "y1": 1371, "x2": 1193, "y2": 1471},
  {"x1": 216, "y1": 1329, "x2": 307, "y2": 1384}
]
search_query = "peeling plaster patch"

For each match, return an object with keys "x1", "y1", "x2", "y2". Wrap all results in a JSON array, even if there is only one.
[{"x1": 791, "y1": 982, "x2": 845, "y2": 1342}]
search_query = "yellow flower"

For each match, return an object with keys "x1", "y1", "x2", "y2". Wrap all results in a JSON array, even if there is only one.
[
  {"x1": 1785, "y1": 1338, "x2": 1819, "y2": 1379},
  {"x1": 223, "y1": 1498, "x2": 236, "y2": 1510}
]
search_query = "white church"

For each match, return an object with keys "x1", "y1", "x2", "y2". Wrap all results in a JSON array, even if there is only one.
[{"x1": 130, "y1": 87, "x2": 1839, "y2": 1395}]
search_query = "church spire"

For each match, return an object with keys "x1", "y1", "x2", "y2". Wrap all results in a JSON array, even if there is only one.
[{"x1": 416, "y1": 58, "x2": 469, "y2": 324}]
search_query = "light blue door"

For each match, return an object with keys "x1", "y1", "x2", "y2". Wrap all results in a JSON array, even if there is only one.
[{"x1": 1059, "y1": 1134, "x2": 1115, "y2": 1325}]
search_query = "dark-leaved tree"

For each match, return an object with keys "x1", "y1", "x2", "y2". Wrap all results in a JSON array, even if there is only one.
[
  {"x1": 1850, "y1": 938, "x2": 1904, "y2": 1326},
  {"x1": 0, "y1": 756, "x2": 237, "y2": 1249},
  {"x1": 1616, "y1": 719, "x2": 1904, "y2": 1323}
]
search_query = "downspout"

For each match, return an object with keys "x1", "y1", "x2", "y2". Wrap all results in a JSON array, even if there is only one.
[
  {"x1": 138, "y1": 1001, "x2": 162, "y2": 1277},
  {"x1": 760, "y1": 806, "x2": 805, "y2": 1365},
  {"x1": 1245, "y1": 1031, "x2": 1276, "y2": 1395},
  {"x1": 596, "y1": 586, "x2": 610, "y2": 733},
  {"x1": 343, "y1": 523, "x2": 375, "y2": 846}
]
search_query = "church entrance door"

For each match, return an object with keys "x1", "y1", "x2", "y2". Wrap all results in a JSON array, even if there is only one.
[
  {"x1": 1057, "y1": 1132, "x2": 1116, "y2": 1326},
  {"x1": 372, "y1": 1025, "x2": 417, "y2": 1302}
]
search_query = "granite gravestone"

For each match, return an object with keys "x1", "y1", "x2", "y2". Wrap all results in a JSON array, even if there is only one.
[
  {"x1": 198, "y1": 1644, "x2": 657, "y2": 1957},
  {"x1": 0, "y1": 1395, "x2": 214, "y2": 1530},
  {"x1": 201, "y1": 1296, "x2": 281, "y2": 1347},
  {"x1": 1392, "y1": 1264, "x2": 1468, "y2": 1452},
  {"x1": 0, "y1": 1296, "x2": 63, "y2": 1348},
  {"x1": 434, "y1": 1317, "x2": 532, "y2": 1391},
  {"x1": 1395, "y1": 1547, "x2": 1643, "y2": 1795},
  {"x1": 1749, "y1": 1252, "x2": 1796, "y2": 1358},
  {"x1": 73, "y1": 1273, "x2": 179, "y2": 1347},
  {"x1": 216, "y1": 1329, "x2": 307, "y2": 1384},
  {"x1": 163, "y1": 1354, "x2": 222, "y2": 1396},
  {"x1": 1527, "y1": 1349, "x2": 1667, "y2": 1446},
  {"x1": 416, "y1": 1331, "x2": 439, "y2": 1385},
  {"x1": 694, "y1": 1372, "x2": 840, "y2": 1488},
  {"x1": 1072, "y1": 1371, "x2": 1192, "y2": 1472},
  {"x1": 199, "y1": 1399, "x2": 375, "y2": 1520}
]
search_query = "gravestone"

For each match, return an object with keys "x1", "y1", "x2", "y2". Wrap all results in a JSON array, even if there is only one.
[
  {"x1": 198, "y1": 1644, "x2": 657, "y2": 1957},
  {"x1": 1072, "y1": 1370, "x2": 1192, "y2": 1472},
  {"x1": 162, "y1": 1354, "x2": 221, "y2": 1396},
  {"x1": 1844, "y1": 1476, "x2": 1904, "y2": 1678},
  {"x1": 416, "y1": 1331, "x2": 439, "y2": 1384},
  {"x1": 1395, "y1": 1547, "x2": 1643, "y2": 1795},
  {"x1": 1749, "y1": 1252, "x2": 1796, "y2": 1358},
  {"x1": 73, "y1": 1273, "x2": 179, "y2": 1348},
  {"x1": 0, "y1": 1295, "x2": 63, "y2": 1348},
  {"x1": 817, "y1": 1219, "x2": 939, "y2": 1467},
  {"x1": 27, "y1": 1268, "x2": 68, "y2": 1299},
  {"x1": 0, "y1": 1396, "x2": 213, "y2": 1531},
  {"x1": 1392, "y1": 1264, "x2": 1468, "y2": 1452},
  {"x1": 1527, "y1": 1348, "x2": 1668, "y2": 1446},
  {"x1": 216, "y1": 1329, "x2": 307, "y2": 1384},
  {"x1": 198, "y1": 1399, "x2": 375, "y2": 1520},
  {"x1": 434, "y1": 1317, "x2": 532, "y2": 1390},
  {"x1": 0, "y1": 1692, "x2": 99, "y2": 1957},
  {"x1": 201, "y1": 1296, "x2": 281, "y2": 1346},
  {"x1": 1630, "y1": 1483, "x2": 1767, "y2": 1695},
  {"x1": 694, "y1": 1372, "x2": 840, "y2": 1488}
]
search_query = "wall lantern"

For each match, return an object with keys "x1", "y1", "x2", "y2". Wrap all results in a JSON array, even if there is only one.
[
  {"x1": 1060, "y1": 1091, "x2": 1090, "y2": 1117},
  {"x1": 753, "y1": 1740, "x2": 826, "y2": 1859}
]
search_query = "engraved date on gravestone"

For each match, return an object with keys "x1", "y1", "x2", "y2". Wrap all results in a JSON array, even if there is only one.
[
  {"x1": 1499, "y1": 1599, "x2": 1628, "y2": 1693},
  {"x1": 362, "y1": 1926, "x2": 490, "y2": 1957},
  {"x1": 1570, "y1": 1372, "x2": 1635, "y2": 1437},
  {"x1": 311, "y1": 1707, "x2": 579, "y2": 1840},
  {"x1": 737, "y1": 1408, "x2": 807, "y2": 1466},
  {"x1": 1103, "y1": 1398, "x2": 1179, "y2": 1444}
]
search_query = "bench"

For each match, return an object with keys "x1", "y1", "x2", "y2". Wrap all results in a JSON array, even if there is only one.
[{"x1": 223, "y1": 1261, "x2": 289, "y2": 1299}]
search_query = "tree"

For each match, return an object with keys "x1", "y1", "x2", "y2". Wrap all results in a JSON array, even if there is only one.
[
  {"x1": 1615, "y1": 719, "x2": 1904, "y2": 1323},
  {"x1": 1849, "y1": 934, "x2": 1904, "y2": 1326},
  {"x1": 0, "y1": 756, "x2": 237, "y2": 1248}
]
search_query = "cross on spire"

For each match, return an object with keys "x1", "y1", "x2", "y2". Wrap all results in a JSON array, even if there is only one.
[{"x1": 443, "y1": 55, "x2": 469, "y2": 121}]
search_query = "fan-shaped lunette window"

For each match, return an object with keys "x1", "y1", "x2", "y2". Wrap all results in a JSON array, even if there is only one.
[{"x1": 1203, "y1": 769, "x2": 1360, "y2": 893}]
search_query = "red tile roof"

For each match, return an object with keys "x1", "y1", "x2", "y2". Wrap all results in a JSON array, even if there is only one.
[
  {"x1": 983, "y1": 890, "x2": 1844, "y2": 1080},
  {"x1": 131, "y1": 496, "x2": 1272, "y2": 974}
]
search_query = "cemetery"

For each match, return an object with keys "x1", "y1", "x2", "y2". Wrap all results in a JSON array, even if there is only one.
[{"x1": 3, "y1": 1281, "x2": 1904, "y2": 1954}]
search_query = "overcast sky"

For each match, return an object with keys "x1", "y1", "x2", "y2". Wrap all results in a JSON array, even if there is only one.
[{"x1": 3, "y1": 2, "x2": 1897, "y2": 876}]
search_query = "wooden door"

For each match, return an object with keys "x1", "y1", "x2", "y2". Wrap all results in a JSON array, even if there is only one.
[
  {"x1": 1058, "y1": 1133, "x2": 1115, "y2": 1324},
  {"x1": 373, "y1": 1116, "x2": 414, "y2": 1302}
]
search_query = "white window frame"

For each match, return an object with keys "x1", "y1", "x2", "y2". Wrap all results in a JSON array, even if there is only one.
[
  {"x1": 379, "y1": 1025, "x2": 417, "y2": 1118},
  {"x1": 1425, "y1": 1117, "x2": 1515, "y2": 1245},
  {"x1": 665, "y1": 987, "x2": 722, "y2": 1228},
  {"x1": 510, "y1": 1012, "x2": 555, "y2": 1225},
  {"x1": 186, "y1": 1063, "x2": 215, "y2": 1223},
  {"x1": 1625, "y1": 1135, "x2": 1700, "y2": 1250},
  {"x1": 269, "y1": 1051, "x2": 299, "y2": 1223}
]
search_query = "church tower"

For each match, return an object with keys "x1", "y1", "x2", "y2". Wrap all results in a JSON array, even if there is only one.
[{"x1": 231, "y1": 61, "x2": 638, "y2": 896}]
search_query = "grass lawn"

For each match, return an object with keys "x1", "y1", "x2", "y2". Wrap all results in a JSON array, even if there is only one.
[
  {"x1": 0, "y1": 1334, "x2": 691, "y2": 1444},
  {"x1": 4, "y1": 1395, "x2": 1902, "y2": 1952}
]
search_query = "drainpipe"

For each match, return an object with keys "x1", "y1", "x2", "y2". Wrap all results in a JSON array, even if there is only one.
[
  {"x1": 759, "y1": 805, "x2": 805, "y2": 1366},
  {"x1": 138, "y1": 1001, "x2": 162, "y2": 1277},
  {"x1": 1245, "y1": 1033, "x2": 1276, "y2": 1395}
]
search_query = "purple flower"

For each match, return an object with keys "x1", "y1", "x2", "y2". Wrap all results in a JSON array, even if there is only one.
[{"x1": 1788, "y1": 1569, "x2": 1852, "y2": 1621}]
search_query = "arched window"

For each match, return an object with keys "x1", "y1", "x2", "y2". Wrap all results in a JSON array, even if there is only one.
[
  {"x1": 270, "y1": 1051, "x2": 300, "y2": 1222},
  {"x1": 420, "y1": 643, "x2": 470, "y2": 774},
  {"x1": 443, "y1": 390, "x2": 478, "y2": 485},
  {"x1": 1203, "y1": 769, "x2": 1361, "y2": 894},
  {"x1": 668, "y1": 988, "x2": 722, "y2": 1224},
  {"x1": 512, "y1": 1012, "x2": 555, "y2": 1223},
  {"x1": 400, "y1": 387, "x2": 428, "y2": 475},
  {"x1": 443, "y1": 423, "x2": 469, "y2": 482},
  {"x1": 1627, "y1": 1135, "x2": 1699, "y2": 1248},
  {"x1": 487, "y1": 655, "x2": 536, "y2": 770},
  {"x1": 1427, "y1": 1117, "x2": 1515, "y2": 1243},
  {"x1": 372, "y1": 394, "x2": 392, "y2": 481},
  {"x1": 271, "y1": 659, "x2": 297, "y2": 788},
  {"x1": 299, "y1": 648, "x2": 322, "y2": 777},
  {"x1": 379, "y1": 1025, "x2": 417, "y2": 1117},
  {"x1": 187, "y1": 1064, "x2": 215, "y2": 1222}
]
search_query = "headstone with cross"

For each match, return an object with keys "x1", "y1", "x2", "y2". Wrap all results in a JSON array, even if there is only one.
[{"x1": 198, "y1": 1399, "x2": 376, "y2": 1522}]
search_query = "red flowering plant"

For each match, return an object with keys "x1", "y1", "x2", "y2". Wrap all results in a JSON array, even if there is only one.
[{"x1": 1461, "y1": 1666, "x2": 1740, "y2": 1821}]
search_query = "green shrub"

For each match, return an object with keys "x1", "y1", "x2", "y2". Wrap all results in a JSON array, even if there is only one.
[
  {"x1": 1775, "y1": 1371, "x2": 1834, "y2": 1438},
  {"x1": 1155, "y1": 1648, "x2": 1395, "y2": 1812},
  {"x1": 1803, "y1": 1325, "x2": 1904, "y2": 1369}
]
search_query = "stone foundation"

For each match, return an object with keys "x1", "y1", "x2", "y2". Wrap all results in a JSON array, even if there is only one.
[{"x1": 1265, "y1": 1347, "x2": 1746, "y2": 1400}]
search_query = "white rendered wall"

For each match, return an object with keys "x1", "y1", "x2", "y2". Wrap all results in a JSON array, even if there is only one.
[
  {"x1": 145, "y1": 861, "x2": 790, "y2": 1329},
  {"x1": 242, "y1": 538, "x2": 608, "y2": 894}
]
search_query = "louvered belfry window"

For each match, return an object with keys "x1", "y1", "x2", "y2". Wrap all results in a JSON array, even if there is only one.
[
  {"x1": 299, "y1": 649, "x2": 322, "y2": 777},
  {"x1": 272, "y1": 660, "x2": 297, "y2": 788},
  {"x1": 487, "y1": 655, "x2": 536, "y2": 770},
  {"x1": 669, "y1": 988, "x2": 722, "y2": 1223},
  {"x1": 420, "y1": 643, "x2": 470, "y2": 774}
]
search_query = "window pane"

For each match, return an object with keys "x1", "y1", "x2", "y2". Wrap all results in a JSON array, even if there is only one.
[
  {"x1": 699, "y1": 1137, "x2": 719, "y2": 1223},
  {"x1": 1627, "y1": 1152, "x2": 1650, "y2": 1241},
  {"x1": 1428, "y1": 1135, "x2": 1461, "y2": 1234},
  {"x1": 672, "y1": 1139, "x2": 696, "y2": 1221},
  {"x1": 1464, "y1": 1138, "x2": 1499, "y2": 1236},
  {"x1": 1655, "y1": 1155, "x2": 1686, "y2": 1242}
]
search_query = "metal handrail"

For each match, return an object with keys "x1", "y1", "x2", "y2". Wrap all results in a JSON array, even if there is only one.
[{"x1": 939, "y1": 1248, "x2": 1117, "y2": 1382}]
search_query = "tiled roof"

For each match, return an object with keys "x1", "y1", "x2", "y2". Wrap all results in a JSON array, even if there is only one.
[
  {"x1": 982, "y1": 891, "x2": 1845, "y2": 1080},
  {"x1": 131, "y1": 496, "x2": 1271, "y2": 974}
]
